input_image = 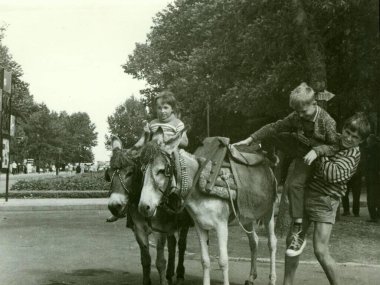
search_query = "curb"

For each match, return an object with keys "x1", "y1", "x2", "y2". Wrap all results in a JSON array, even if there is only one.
[{"x1": 0, "y1": 198, "x2": 109, "y2": 212}]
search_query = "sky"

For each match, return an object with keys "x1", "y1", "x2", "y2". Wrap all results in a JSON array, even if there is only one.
[{"x1": 0, "y1": 0, "x2": 172, "y2": 162}]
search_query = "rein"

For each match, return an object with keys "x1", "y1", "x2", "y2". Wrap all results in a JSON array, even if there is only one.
[{"x1": 142, "y1": 149, "x2": 191, "y2": 214}]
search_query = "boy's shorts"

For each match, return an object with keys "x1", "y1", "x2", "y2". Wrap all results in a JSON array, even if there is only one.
[{"x1": 305, "y1": 190, "x2": 340, "y2": 224}]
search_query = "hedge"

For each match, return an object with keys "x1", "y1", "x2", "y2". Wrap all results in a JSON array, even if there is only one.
[
  {"x1": 0, "y1": 190, "x2": 108, "y2": 199},
  {"x1": 10, "y1": 172, "x2": 110, "y2": 191}
]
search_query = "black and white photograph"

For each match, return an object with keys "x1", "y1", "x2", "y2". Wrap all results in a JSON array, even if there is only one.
[{"x1": 0, "y1": 1, "x2": 379, "y2": 284}]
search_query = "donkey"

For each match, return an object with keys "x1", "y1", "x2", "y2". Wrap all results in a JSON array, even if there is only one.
[
  {"x1": 137, "y1": 132, "x2": 277, "y2": 285},
  {"x1": 106, "y1": 137, "x2": 192, "y2": 285}
]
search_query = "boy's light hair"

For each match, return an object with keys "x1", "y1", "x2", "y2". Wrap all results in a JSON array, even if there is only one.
[
  {"x1": 343, "y1": 112, "x2": 371, "y2": 140},
  {"x1": 289, "y1": 82, "x2": 315, "y2": 109}
]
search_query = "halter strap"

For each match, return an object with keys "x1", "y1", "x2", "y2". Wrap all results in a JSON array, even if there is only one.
[{"x1": 109, "y1": 169, "x2": 130, "y2": 197}]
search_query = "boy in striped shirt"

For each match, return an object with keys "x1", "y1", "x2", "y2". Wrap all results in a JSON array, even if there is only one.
[{"x1": 283, "y1": 113, "x2": 371, "y2": 285}]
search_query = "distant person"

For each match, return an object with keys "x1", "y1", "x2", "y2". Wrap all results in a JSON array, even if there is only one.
[
  {"x1": 283, "y1": 113, "x2": 371, "y2": 285},
  {"x1": 364, "y1": 134, "x2": 380, "y2": 223},
  {"x1": 76, "y1": 165, "x2": 81, "y2": 174},
  {"x1": 12, "y1": 161, "x2": 17, "y2": 175},
  {"x1": 342, "y1": 159, "x2": 363, "y2": 217}
]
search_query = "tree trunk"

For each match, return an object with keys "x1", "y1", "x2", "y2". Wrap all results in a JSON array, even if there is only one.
[
  {"x1": 292, "y1": 0, "x2": 327, "y2": 94},
  {"x1": 276, "y1": 1, "x2": 331, "y2": 232}
]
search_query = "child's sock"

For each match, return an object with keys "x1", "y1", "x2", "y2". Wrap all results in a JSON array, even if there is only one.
[{"x1": 293, "y1": 222, "x2": 302, "y2": 233}]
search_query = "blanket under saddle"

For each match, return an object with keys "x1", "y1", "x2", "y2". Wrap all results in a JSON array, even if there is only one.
[{"x1": 194, "y1": 137, "x2": 277, "y2": 220}]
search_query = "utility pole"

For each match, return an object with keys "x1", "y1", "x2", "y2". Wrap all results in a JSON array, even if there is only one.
[
  {"x1": 206, "y1": 102, "x2": 210, "y2": 137},
  {"x1": 0, "y1": 68, "x2": 13, "y2": 202}
]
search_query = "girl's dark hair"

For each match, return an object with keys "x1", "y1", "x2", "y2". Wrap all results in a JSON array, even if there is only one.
[
  {"x1": 154, "y1": 90, "x2": 178, "y2": 111},
  {"x1": 343, "y1": 112, "x2": 371, "y2": 139}
]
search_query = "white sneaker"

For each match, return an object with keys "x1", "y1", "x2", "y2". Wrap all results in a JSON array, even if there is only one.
[{"x1": 286, "y1": 231, "x2": 306, "y2": 257}]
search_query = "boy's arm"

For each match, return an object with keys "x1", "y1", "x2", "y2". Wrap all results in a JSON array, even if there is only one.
[
  {"x1": 179, "y1": 131, "x2": 189, "y2": 148},
  {"x1": 250, "y1": 112, "x2": 297, "y2": 142},
  {"x1": 176, "y1": 121, "x2": 188, "y2": 148},
  {"x1": 316, "y1": 148, "x2": 360, "y2": 183},
  {"x1": 312, "y1": 118, "x2": 340, "y2": 157}
]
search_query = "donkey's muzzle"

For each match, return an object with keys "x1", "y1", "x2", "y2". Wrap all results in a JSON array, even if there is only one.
[
  {"x1": 138, "y1": 202, "x2": 156, "y2": 218},
  {"x1": 108, "y1": 193, "x2": 127, "y2": 218}
]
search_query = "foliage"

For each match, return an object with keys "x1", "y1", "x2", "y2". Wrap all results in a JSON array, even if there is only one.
[
  {"x1": 123, "y1": 0, "x2": 380, "y2": 145},
  {"x1": 62, "y1": 112, "x2": 98, "y2": 163},
  {"x1": 106, "y1": 95, "x2": 149, "y2": 149},
  {"x1": 11, "y1": 172, "x2": 109, "y2": 191}
]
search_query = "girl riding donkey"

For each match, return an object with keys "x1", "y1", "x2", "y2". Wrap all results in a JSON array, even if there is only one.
[
  {"x1": 107, "y1": 90, "x2": 191, "y2": 285},
  {"x1": 107, "y1": 90, "x2": 189, "y2": 223}
]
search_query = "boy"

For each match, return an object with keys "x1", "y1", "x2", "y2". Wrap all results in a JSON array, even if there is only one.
[
  {"x1": 283, "y1": 113, "x2": 371, "y2": 285},
  {"x1": 234, "y1": 82, "x2": 339, "y2": 256}
]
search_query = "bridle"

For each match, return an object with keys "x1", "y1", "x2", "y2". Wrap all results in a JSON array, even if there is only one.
[
  {"x1": 108, "y1": 169, "x2": 130, "y2": 198},
  {"x1": 141, "y1": 148, "x2": 193, "y2": 214},
  {"x1": 143, "y1": 150, "x2": 175, "y2": 199}
]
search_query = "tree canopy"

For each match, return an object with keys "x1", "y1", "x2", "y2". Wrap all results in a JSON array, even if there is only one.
[
  {"x1": 106, "y1": 96, "x2": 148, "y2": 149},
  {"x1": 123, "y1": 0, "x2": 380, "y2": 145}
]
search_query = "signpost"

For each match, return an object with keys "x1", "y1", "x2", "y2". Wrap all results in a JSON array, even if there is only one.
[
  {"x1": 0, "y1": 68, "x2": 13, "y2": 202},
  {"x1": 316, "y1": 90, "x2": 335, "y2": 110}
]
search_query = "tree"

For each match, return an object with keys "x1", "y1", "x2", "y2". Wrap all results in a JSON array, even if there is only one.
[
  {"x1": 106, "y1": 95, "x2": 148, "y2": 149},
  {"x1": 123, "y1": 0, "x2": 380, "y2": 143},
  {"x1": 63, "y1": 112, "x2": 98, "y2": 163}
]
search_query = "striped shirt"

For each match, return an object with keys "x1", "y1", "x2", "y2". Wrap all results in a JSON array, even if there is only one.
[
  {"x1": 149, "y1": 117, "x2": 185, "y2": 141},
  {"x1": 308, "y1": 146, "x2": 361, "y2": 198}
]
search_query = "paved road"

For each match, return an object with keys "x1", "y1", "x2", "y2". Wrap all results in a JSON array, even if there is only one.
[{"x1": 0, "y1": 209, "x2": 379, "y2": 285}]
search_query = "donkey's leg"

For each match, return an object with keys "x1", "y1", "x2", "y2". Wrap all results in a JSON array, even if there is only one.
[
  {"x1": 216, "y1": 221, "x2": 230, "y2": 285},
  {"x1": 176, "y1": 226, "x2": 189, "y2": 285},
  {"x1": 194, "y1": 223, "x2": 211, "y2": 285},
  {"x1": 134, "y1": 227, "x2": 152, "y2": 285},
  {"x1": 155, "y1": 232, "x2": 168, "y2": 285},
  {"x1": 245, "y1": 222, "x2": 259, "y2": 285},
  {"x1": 265, "y1": 210, "x2": 277, "y2": 285},
  {"x1": 166, "y1": 234, "x2": 177, "y2": 285}
]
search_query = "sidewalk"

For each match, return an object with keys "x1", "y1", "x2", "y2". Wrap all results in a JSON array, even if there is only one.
[{"x1": 0, "y1": 198, "x2": 108, "y2": 211}]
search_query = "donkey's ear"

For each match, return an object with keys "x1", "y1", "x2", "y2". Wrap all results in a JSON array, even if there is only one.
[
  {"x1": 104, "y1": 168, "x2": 111, "y2": 182},
  {"x1": 111, "y1": 136, "x2": 123, "y2": 150},
  {"x1": 152, "y1": 127, "x2": 165, "y2": 145}
]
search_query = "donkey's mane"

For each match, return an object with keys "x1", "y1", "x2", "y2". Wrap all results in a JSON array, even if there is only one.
[
  {"x1": 140, "y1": 140, "x2": 164, "y2": 165},
  {"x1": 110, "y1": 148, "x2": 135, "y2": 169}
]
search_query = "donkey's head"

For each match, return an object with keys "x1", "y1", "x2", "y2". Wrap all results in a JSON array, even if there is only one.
[
  {"x1": 138, "y1": 128, "x2": 183, "y2": 217},
  {"x1": 106, "y1": 136, "x2": 141, "y2": 218}
]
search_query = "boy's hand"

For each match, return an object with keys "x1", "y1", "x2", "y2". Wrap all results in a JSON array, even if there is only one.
[
  {"x1": 303, "y1": 149, "x2": 318, "y2": 165},
  {"x1": 233, "y1": 137, "x2": 253, "y2": 146}
]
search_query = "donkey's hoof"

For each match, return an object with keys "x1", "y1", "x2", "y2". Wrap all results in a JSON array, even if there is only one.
[
  {"x1": 175, "y1": 278, "x2": 185, "y2": 285},
  {"x1": 245, "y1": 280, "x2": 254, "y2": 285}
]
